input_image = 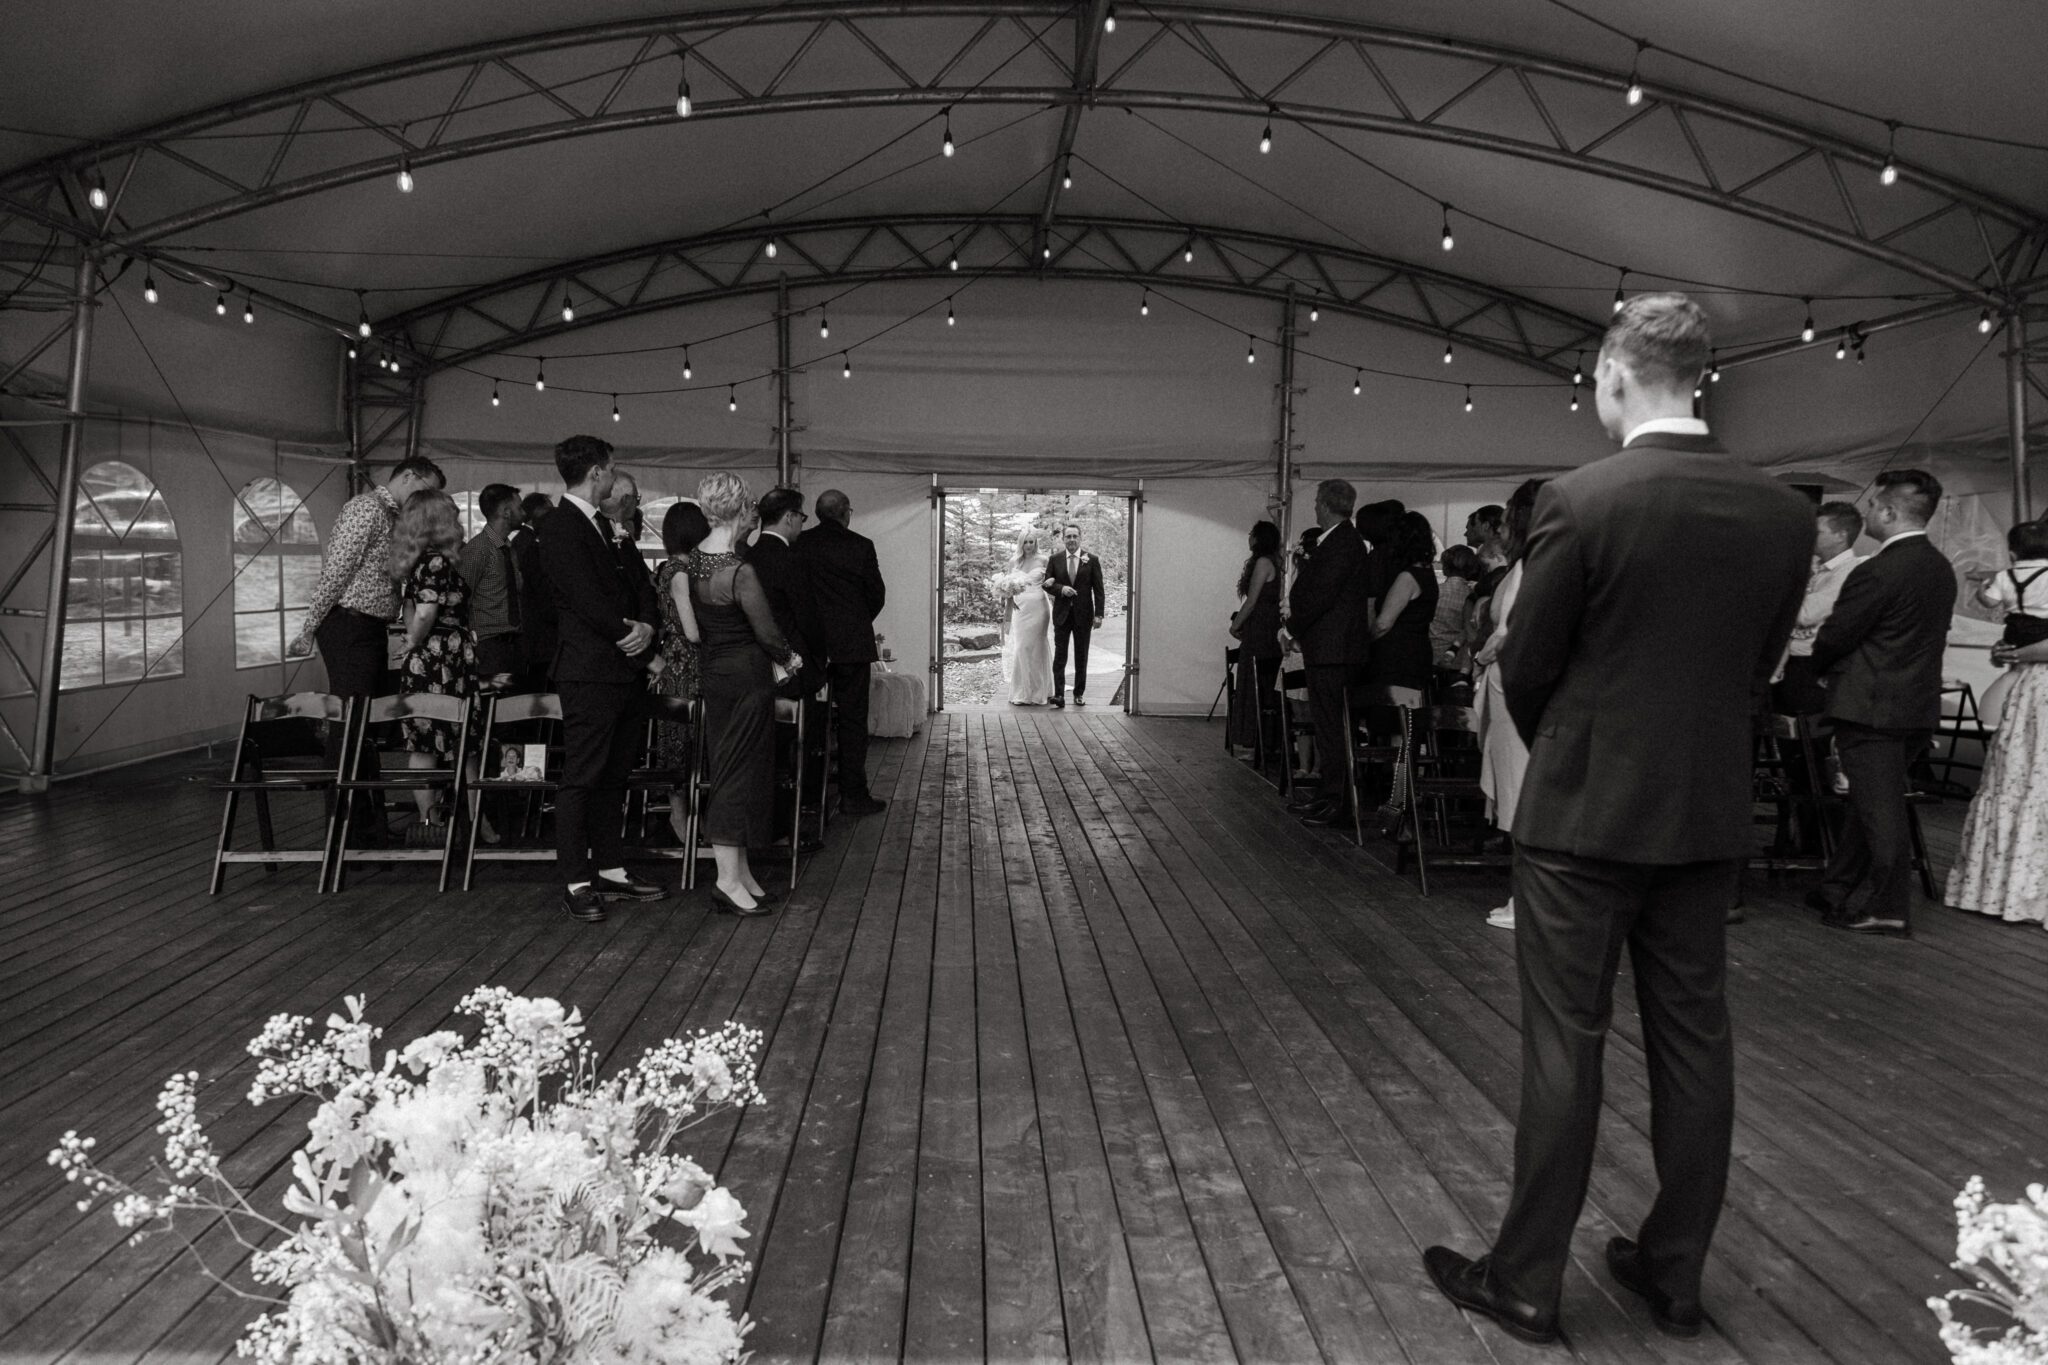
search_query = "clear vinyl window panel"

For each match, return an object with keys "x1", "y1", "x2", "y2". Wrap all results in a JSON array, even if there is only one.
[
  {"x1": 61, "y1": 461, "x2": 186, "y2": 690},
  {"x1": 231, "y1": 477, "x2": 320, "y2": 669}
]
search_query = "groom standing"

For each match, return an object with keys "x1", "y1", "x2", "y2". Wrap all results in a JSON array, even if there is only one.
[{"x1": 1044, "y1": 521, "x2": 1107, "y2": 707}]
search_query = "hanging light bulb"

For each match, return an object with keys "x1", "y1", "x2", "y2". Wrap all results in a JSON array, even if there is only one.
[
  {"x1": 727, "y1": 385, "x2": 737, "y2": 412},
  {"x1": 347, "y1": 345, "x2": 357, "y2": 360},
  {"x1": 1709, "y1": 349, "x2": 1721, "y2": 382},
  {"x1": 1800, "y1": 300, "x2": 1815, "y2": 343},
  {"x1": 378, "y1": 355, "x2": 389, "y2": 370},
  {"x1": 1856, "y1": 341, "x2": 1866, "y2": 364},
  {"x1": 948, "y1": 249, "x2": 960, "y2": 272},
  {"x1": 535, "y1": 359, "x2": 546, "y2": 391},
  {"x1": 389, "y1": 355, "x2": 400, "y2": 375},
  {"x1": 396, "y1": 155, "x2": 414, "y2": 194},
  {"x1": 1879, "y1": 122, "x2": 1898, "y2": 185},
  {"x1": 947, "y1": 299, "x2": 956, "y2": 326},
  {"x1": 1440, "y1": 204, "x2": 1454, "y2": 252},
  {"x1": 841, "y1": 352, "x2": 852, "y2": 379},
  {"x1": 243, "y1": 293, "x2": 255, "y2": 324},
  {"x1": 88, "y1": 176, "x2": 109, "y2": 212},
  {"x1": 491, "y1": 381, "x2": 500, "y2": 407},
  {"x1": 819, "y1": 309, "x2": 829, "y2": 340},
  {"x1": 1463, "y1": 386, "x2": 1474, "y2": 413},
  {"x1": 357, "y1": 293, "x2": 372, "y2": 339},
  {"x1": 561, "y1": 290, "x2": 575, "y2": 323},
  {"x1": 682, "y1": 346, "x2": 692, "y2": 380},
  {"x1": 214, "y1": 290, "x2": 227, "y2": 316},
  {"x1": 1443, "y1": 340, "x2": 1453, "y2": 365},
  {"x1": 1259, "y1": 116, "x2": 1273, "y2": 154},
  {"x1": 611, "y1": 395, "x2": 621, "y2": 422},
  {"x1": 1139, "y1": 288, "x2": 1149, "y2": 317},
  {"x1": 1352, "y1": 369, "x2": 1362, "y2": 396},
  {"x1": 1835, "y1": 333, "x2": 1848, "y2": 360},
  {"x1": 1309, "y1": 303, "x2": 1320, "y2": 323},
  {"x1": 675, "y1": 51, "x2": 693, "y2": 118},
  {"x1": 1625, "y1": 41, "x2": 1645, "y2": 105},
  {"x1": 1572, "y1": 351, "x2": 1584, "y2": 386},
  {"x1": 1183, "y1": 241, "x2": 1195, "y2": 263},
  {"x1": 1246, "y1": 334, "x2": 1256, "y2": 363},
  {"x1": 1694, "y1": 384, "x2": 1703, "y2": 400},
  {"x1": 1104, "y1": 4, "x2": 1117, "y2": 32},
  {"x1": 1570, "y1": 390, "x2": 1580, "y2": 412},
  {"x1": 142, "y1": 274, "x2": 158, "y2": 304},
  {"x1": 1979, "y1": 307, "x2": 1994, "y2": 334},
  {"x1": 764, "y1": 236, "x2": 778, "y2": 259},
  {"x1": 1062, "y1": 157, "x2": 1073, "y2": 191},
  {"x1": 942, "y1": 108, "x2": 954, "y2": 158},
  {"x1": 1612, "y1": 268, "x2": 1628, "y2": 314}
]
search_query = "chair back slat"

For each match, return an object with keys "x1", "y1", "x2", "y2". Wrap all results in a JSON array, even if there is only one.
[
  {"x1": 1419, "y1": 705, "x2": 1478, "y2": 733},
  {"x1": 364, "y1": 692, "x2": 470, "y2": 725},
  {"x1": 489, "y1": 691, "x2": 564, "y2": 724},
  {"x1": 257, "y1": 692, "x2": 348, "y2": 723}
]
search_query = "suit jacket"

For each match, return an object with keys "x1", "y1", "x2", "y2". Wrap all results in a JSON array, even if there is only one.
[
  {"x1": 1287, "y1": 520, "x2": 1371, "y2": 668},
  {"x1": 795, "y1": 518, "x2": 886, "y2": 663},
  {"x1": 1809, "y1": 534, "x2": 1957, "y2": 731},
  {"x1": 746, "y1": 531, "x2": 826, "y2": 691},
  {"x1": 1044, "y1": 548, "x2": 1107, "y2": 627},
  {"x1": 610, "y1": 525, "x2": 661, "y2": 664},
  {"x1": 536, "y1": 501, "x2": 659, "y2": 685},
  {"x1": 1500, "y1": 433, "x2": 1814, "y2": 864},
  {"x1": 510, "y1": 525, "x2": 555, "y2": 678}
]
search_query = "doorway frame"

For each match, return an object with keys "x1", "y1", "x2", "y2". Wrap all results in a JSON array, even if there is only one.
[{"x1": 928, "y1": 481, "x2": 1144, "y2": 714}]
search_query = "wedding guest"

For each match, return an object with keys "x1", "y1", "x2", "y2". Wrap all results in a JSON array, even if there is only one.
[
  {"x1": 1945, "y1": 633, "x2": 2048, "y2": 925},
  {"x1": 1432, "y1": 544, "x2": 1481, "y2": 698},
  {"x1": 1465, "y1": 504, "x2": 1509, "y2": 572},
  {"x1": 1474, "y1": 480, "x2": 1546, "y2": 931},
  {"x1": 538, "y1": 435, "x2": 666, "y2": 924},
  {"x1": 514, "y1": 492, "x2": 557, "y2": 690},
  {"x1": 1366, "y1": 510, "x2": 1441, "y2": 706},
  {"x1": 653, "y1": 499, "x2": 710, "y2": 847},
  {"x1": 749, "y1": 486, "x2": 826, "y2": 696},
  {"x1": 1228, "y1": 519, "x2": 1285, "y2": 750},
  {"x1": 1424, "y1": 293, "x2": 1813, "y2": 1346},
  {"x1": 456, "y1": 483, "x2": 525, "y2": 689},
  {"x1": 1356, "y1": 499, "x2": 1407, "y2": 605},
  {"x1": 692, "y1": 472, "x2": 802, "y2": 915},
  {"x1": 390, "y1": 488, "x2": 484, "y2": 843},
  {"x1": 797, "y1": 489, "x2": 889, "y2": 814},
  {"x1": 600, "y1": 470, "x2": 661, "y2": 625},
  {"x1": 1807, "y1": 469, "x2": 1958, "y2": 937},
  {"x1": 1288, "y1": 479, "x2": 1371, "y2": 827},
  {"x1": 1774, "y1": 501, "x2": 1865, "y2": 716},
  {"x1": 1972, "y1": 518, "x2": 2048, "y2": 646}
]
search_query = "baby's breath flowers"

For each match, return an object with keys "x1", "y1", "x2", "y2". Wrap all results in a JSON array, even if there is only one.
[
  {"x1": 1929, "y1": 1176, "x2": 2048, "y2": 1364},
  {"x1": 50, "y1": 991, "x2": 761, "y2": 1364}
]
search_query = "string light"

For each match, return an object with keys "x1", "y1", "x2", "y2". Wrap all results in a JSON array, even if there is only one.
[
  {"x1": 1309, "y1": 302, "x2": 1319, "y2": 322},
  {"x1": 561, "y1": 289, "x2": 575, "y2": 323},
  {"x1": 1139, "y1": 288, "x2": 1149, "y2": 316},
  {"x1": 1880, "y1": 122, "x2": 1898, "y2": 185},
  {"x1": 942, "y1": 108, "x2": 954, "y2": 158},
  {"x1": 491, "y1": 381, "x2": 500, "y2": 407},
  {"x1": 1463, "y1": 385, "x2": 1474, "y2": 413},
  {"x1": 819, "y1": 309, "x2": 829, "y2": 340},
  {"x1": 357, "y1": 292, "x2": 372, "y2": 338},
  {"x1": 88, "y1": 177, "x2": 108, "y2": 212},
  {"x1": 1043, "y1": 244, "x2": 1052, "y2": 260},
  {"x1": 1258, "y1": 115, "x2": 1273, "y2": 154},
  {"x1": 347, "y1": 344, "x2": 357, "y2": 360},
  {"x1": 1800, "y1": 299, "x2": 1815, "y2": 343},
  {"x1": 681, "y1": 346, "x2": 692, "y2": 380},
  {"x1": 727, "y1": 385, "x2": 737, "y2": 412},
  {"x1": 535, "y1": 358, "x2": 545, "y2": 391},
  {"x1": 1245, "y1": 334, "x2": 1255, "y2": 363},
  {"x1": 396, "y1": 155, "x2": 413, "y2": 194},
  {"x1": 1709, "y1": 351, "x2": 1721, "y2": 382},
  {"x1": 1835, "y1": 332, "x2": 1848, "y2": 360},
  {"x1": 948, "y1": 248, "x2": 960, "y2": 271},
  {"x1": 946, "y1": 299, "x2": 956, "y2": 326},
  {"x1": 243, "y1": 293, "x2": 255, "y2": 324},
  {"x1": 378, "y1": 355, "x2": 389, "y2": 370},
  {"x1": 1625, "y1": 40, "x2": 1646, "y2": 105},
  {"x1": 675, "y1": 52, "x2": 693, "y2": 118},
  {"x1": 1979, "y1": 307, "x2": 1995, "y2": 333},
  {"x1": 1694, "y1": 384, "x2": 1703, "y2": 400},
  {"x1": 214, "y1": 290, "x2": 227, "y2": 316},
  {"x1": 1062, "y1": 157, "x2": 1073, "y2": 190},
  {"x1": 1183, "y1": 241, "x2": 1195, "y2": 263},
  {"x1": 1572, "y1": 351, "x2": 1584, "y2": 386},
  {"x1": 1104, "y1": 3, "x2": 1116, "y2": 32},
  {"x1": 611, "y1": 394, "x2": 621, "y2": 422},
  {"x1": 1443, "y1": 339, "x2": 1454, "y2": 365},
  {"x1": 142, "y1": 274, "x2": 158, "y2": 304},
  {"x1": 764, "y1": 236, "x2": 778, "y2": 259},
  {"x1": 1612, "y1": 268, "x2": 1628, "y2": 314},
  {"x1": 1440, "y1": 204, "x2": 1454, "y2": 252},
  {"x1": 390, "y1": 355, "x2": 400, "y2": 375},
  {"x1": 1856, "y1": 339, "x2": 1867, "y2": 364},
  {"x1": 1352, "y1": 369, "x2": 1362, "y2": 396},
  {"x1": 841, "y1": 352, "x2": 851, "y2": 379},
  {"x1": 1569, "y1": 389, "x2": 1579, "y2": 412}
]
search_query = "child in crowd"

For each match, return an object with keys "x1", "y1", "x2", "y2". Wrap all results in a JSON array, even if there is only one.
[{"x1": 1432, "y1": 544, "x2": 1482, "y2": 700}]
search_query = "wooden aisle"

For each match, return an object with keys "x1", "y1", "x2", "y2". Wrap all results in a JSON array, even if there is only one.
[{"x1": 0, "y1": 710, "x2": 2041, "y2": 1364}]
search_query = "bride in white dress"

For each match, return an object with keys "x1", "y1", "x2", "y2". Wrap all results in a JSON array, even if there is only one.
[{"x1": 1001, "y1": 536, "x2": 1055, "y2": 705}]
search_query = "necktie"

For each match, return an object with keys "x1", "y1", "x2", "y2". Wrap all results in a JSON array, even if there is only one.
[
  {"x1": 595, "y1": 510, "x2": 617, "y2": 543},
  {"x1": 501, "y1": 543, "x2": 521, "y2": 627}
]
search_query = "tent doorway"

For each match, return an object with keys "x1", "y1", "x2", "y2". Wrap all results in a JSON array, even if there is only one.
[{"x1": 931, "y1": 489, "x2": 1136, "y2": 711}]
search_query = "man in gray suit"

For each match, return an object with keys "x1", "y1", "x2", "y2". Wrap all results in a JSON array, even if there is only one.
[{"x1": 1424, "y1": 294, "x2": 1814, "y2": 1345}]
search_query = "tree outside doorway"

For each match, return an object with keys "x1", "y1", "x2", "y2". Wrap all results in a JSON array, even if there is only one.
[{"x1": 939, "y1": 490, "x2": 1130, "y2": 707}]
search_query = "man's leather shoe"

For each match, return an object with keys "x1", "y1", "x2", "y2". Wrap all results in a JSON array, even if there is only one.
[
  {"x1": 596, "y1": 873, "x2": 665, "y2": 901},
  {"x1": 562, "y1": 886, "x2": 607, "y2": 923},
  {"x1": 1050, "y1": 697, "x2": 1065, "y2": 709},
  {"x1": 1423, "y1": 1247, "x2": 1560, "y2": 1345},
  {"x1": 1073, "y1": 695, "x2": 1087, "y2": 706},
  {"x1": 1831, "y1": 914, "x2": 1911, "y2": 938},
  {"x1": 841, "y1": 794, "x2": 887, "y2": 816},
  {"x1": 1301, "y1": 805, "x2": 1354, "y2": 828},
  {"x1": 1725, "y1": 905, "x2": 1748, "y2": 925},
  {"x1": 1605, "y1": 1238, "x2": 1703, "y2": 1339}
]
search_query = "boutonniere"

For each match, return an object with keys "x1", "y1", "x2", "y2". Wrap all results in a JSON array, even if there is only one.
[{"x1": 1079, "y1": 552, "x2": 1091, "y2": 563}]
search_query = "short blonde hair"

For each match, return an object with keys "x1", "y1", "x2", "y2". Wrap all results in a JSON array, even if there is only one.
[{"x1": 697, "y1": 471, "x2": 753, "y2": 526}]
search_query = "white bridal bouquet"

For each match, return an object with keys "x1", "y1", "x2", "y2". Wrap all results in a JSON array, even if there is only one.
[
  {"x1": 49, "y1": 989, "x2": 763, "y2": 1365},
  {"x1": 1930, "y1": 1176, "x2": 2048, "y2": 1364}
]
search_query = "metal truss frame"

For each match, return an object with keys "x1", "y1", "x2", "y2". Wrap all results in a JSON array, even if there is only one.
[
  {"x1": 1, "y1": 3, "x2": 2041, "y2": 301},
  {"x1": 380, "y1": 214, "x2": 1607, "y2": 378}
]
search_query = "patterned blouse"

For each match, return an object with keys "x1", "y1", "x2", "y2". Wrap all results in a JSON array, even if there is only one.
[{"x1": 300, "y1": 485, "x2": 400, "y2": 638}]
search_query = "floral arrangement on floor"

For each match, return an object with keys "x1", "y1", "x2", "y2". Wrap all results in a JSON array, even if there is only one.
[
  {"x1": 1929, "y1": 1176, "x2": 2048, "y2": 1364},
  {"x1": 49, "y1": 988, "x2": 764, "y2": 1364}
]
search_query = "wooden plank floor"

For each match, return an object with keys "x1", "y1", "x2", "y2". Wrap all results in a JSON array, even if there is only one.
[{"x1": 1, "y1": 711, "x2": 2041, "y2": 1364}]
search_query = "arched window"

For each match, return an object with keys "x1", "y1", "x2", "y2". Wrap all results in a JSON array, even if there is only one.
[
  {"x1": 449, "y1": 490, "x2": 482, "y2": 540},
  {"x1": 63, "y1": 460, "x2": 184, "y2": 689},
  {"x1": 232, "y1": 477, "x2": 321, "y2": 668}
]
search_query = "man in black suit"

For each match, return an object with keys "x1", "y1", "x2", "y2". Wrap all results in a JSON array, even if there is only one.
[
  {"x1": 1807, "y1": 469, "x2": 1957, "y2": 937},
  {"x1": 1423, "y1": 295, "x2": 1814, "y2": 1345},
  {"x1": 512, "y1": 492, "x2": 556, "y2": 690},
  {"x1": 1043, "y1": 521, "x2": 1108, "y2": 706},
  {"x1": 797, "y1": 488, "x2": 888, "y2": 815},
  {"x1": 537, "y1": 436, "x2": 666, "y2": 923},
  {"x1": 1285, "y1": 478, "x2": 1371, "y2": 825},
  {"x1": 749, "y1": 486, "x2": 830, "y2": 817},
  {"x1": 598, "y1": 469, "x2": 662, "y2": 634}
]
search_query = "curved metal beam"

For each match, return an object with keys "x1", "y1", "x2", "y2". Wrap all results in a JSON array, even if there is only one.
[
  {"x1": 3, "y1": 3, "x2": 2039, "y2": 300},
  {"x1": 377, "y1": 213, "x2": 1606, "y2": 380}
]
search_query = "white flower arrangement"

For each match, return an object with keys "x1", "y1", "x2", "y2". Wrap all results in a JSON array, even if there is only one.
[
  {"x1": 49, "y1": 989, "x2": 764, "y2": 1364},
  {"x1": 1930, "y1": 1176, "x2": 2048, "y2": 1364}
]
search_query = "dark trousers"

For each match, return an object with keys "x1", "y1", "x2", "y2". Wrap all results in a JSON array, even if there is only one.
[
  {"x1": 555, "y1": 680, "x2": 641, "y2": 883},
  {"x1": 1053, "y1": 614, "x2": 1092, "y2": 698},
  {"x1": 475, "y1": 633, "x2": 521, "y2": 685},
  {"x1": 315, "y1": 608, "x2": 389, "y2": 761},
  {"x1": 827, "y1": 660, "x2": 873, "y2": 799},
  {"x1": 1492, "y1": 845, "x2": 1740, "y2": 1316},
  {"x1": 1771, "y1": 656, "x2": 1827, "y2": 718},
  {"x1": 1305, "y1": 663, "x2": 1356, "y2": 809},
  {"x1": 1820, "y1": 722, "x2": 1930, "y2": 922}
]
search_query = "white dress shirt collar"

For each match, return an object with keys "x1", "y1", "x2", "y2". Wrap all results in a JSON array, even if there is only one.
[
  {"x1": 1879, "y1": 528, "x2": 1928, "y2": 550},
  {"x1": 1622, "y1": 416, "x2": 1711, "y2": 448},
  {"x1": 762, "y1": 528, "x2": 791, "y2": 546},
  {"x1": 1819, "y1": 546, "x2": 1860, "y2": 573},
  {"x1": 562, "y1": 492, "x2": 605, "y2": 531}
]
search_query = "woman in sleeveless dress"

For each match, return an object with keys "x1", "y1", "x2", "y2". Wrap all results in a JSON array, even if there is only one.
[
  {"x1": 1366, "y1": 511, "x2": 1443, "y2": 707},
  {"x1": 691, "y1": 473, "x2": 801, "y2": 915},
  {"x1": 1003, "y1": 535, "x2": 1055, "y2": 705},
  {"x1": 1228, "y1": 520, "x2": 1284, "y2": 750},
  {"x1": 1476, "y1": 480, "x2": 1546, "y2": 929},
  {"x1": 653, "y1": 499, "x2": 710, "y2": 847}
]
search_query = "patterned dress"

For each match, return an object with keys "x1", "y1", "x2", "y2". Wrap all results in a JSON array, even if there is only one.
[
  {"x1": 1945, "y1": 664, "x2": 2048, "y2": 925},
  {"x1": 398, "y1": 551, "x2": 476, "y2": 757},
  {"x1": 651, "y1": 557, "x2": 702, "y2": 770}
]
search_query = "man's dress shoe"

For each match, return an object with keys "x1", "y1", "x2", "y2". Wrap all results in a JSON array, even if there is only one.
[
  {"x1": 1300, "y1": 805, "x2": 1354, "y2": 828},
  {"x1": 1830, "y1": 914, "x2": 1911, "y2": 938},
  {"x1": 596, "y1": 873, "x2": 665, "y2": 902},
  {"x1": 562, "y1": 886, "x2": 607, "y2": 923},
  {"x1": 841, "y1": 794, "x2": 887, "y2": 816},
  {"x1": 1049, "y1": 696, "x2": 1065, "y2": 709},
  {"x1": 1606, "y1": 1237, "x2": 1704, "y2": 1339},
  {"x1": 1423, "y1": 1247, "x2": 1560, "y2": 1345}
]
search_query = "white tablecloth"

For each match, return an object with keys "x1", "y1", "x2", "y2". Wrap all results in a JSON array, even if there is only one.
[{"x1": 869, "y1": 665, "x2": 925, "y2": 737}]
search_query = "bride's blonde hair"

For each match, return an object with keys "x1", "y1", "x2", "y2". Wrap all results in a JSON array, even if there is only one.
[{"x1": 1008, "y1": 535, "x2": 1040, "y2": 573}]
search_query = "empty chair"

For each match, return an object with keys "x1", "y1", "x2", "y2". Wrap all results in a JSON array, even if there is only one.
[
  {"x1": 461, "y1": 691, "x2": 562, "y2": 890},
  {"x1": 329, "y1": 692, "x2": 474, "y2": 893},
  {"x1": 210, "y1": 692, "x2": 347, "y2": 894}
]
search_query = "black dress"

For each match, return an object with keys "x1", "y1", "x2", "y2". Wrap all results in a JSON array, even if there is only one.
[
  {"x1": 1366, "y1": 564, "x2": 1439, "y2": 695},
  {"x1": 691, "y1": 549, "x2": 795, "y2": 847},
  {"x1": 1230, "y1": 557, "x2": 1284, "y2": 749}
]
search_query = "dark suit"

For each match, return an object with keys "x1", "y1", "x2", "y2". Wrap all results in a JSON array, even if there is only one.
[
  {"x1": 1808, "y1": 533, "x2": 1957, "y2": 923},
  {"x1": 1287, "y1": 520, "x2": 1372, "y2": 803},
  {"x1": 1492, "y1": 431, "x2": 1813, "y2": 1318},
  {"x1": 538, "y1": 500, "x2": 660, "y2": 883},
  {"x1": 510, "y1": 525, "x2": 555, "y2": 689},
  {"x1": 748, "y1": 529, "x2": 828, "y2": 804},
  {"x1": 798, "y1": 518, "x2": 887, "y2": 800},
  {"x1": 1045, "y1": 548, "x2": 1108, "y2": 700}
]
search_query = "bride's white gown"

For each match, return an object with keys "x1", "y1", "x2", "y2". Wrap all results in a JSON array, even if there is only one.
[{"x1": 1004, "y1": 568, "x2": 1055, "y2": 704}]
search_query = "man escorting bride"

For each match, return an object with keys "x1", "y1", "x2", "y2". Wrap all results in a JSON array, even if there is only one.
[{"x1": 1001, "y1": 535, "x2": 1055, "y2": 705}]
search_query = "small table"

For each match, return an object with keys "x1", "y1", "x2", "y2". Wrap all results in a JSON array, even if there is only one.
[{"x1": 869, "y1": 663, "x2": 925, "y2": 737}]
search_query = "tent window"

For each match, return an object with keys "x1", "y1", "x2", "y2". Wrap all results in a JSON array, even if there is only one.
[
  {"x1": 638, "y1": 496, "x2": 678, "y2": 570},
  {"x1": 449, "y1": 490, "x2": 481, "y2": 539},
  {"x1": 62, "y1": 460, "x2": 185, "y2": 690},
  {"x1": 232, "y1": 477, "x2": 321, "y2": 669}
]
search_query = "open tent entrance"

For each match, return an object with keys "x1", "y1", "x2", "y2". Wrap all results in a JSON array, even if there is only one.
[{"x1": 933, "y1": 488, "x2": 1135, "y2": 711}]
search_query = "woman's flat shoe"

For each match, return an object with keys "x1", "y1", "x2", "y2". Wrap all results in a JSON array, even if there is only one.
[
  {"x1": 710, "y1": 885, "x2": 771, "y2": 917},
  {"x1": 743, "y1": 885, "x2": 782, "y2": 906}
]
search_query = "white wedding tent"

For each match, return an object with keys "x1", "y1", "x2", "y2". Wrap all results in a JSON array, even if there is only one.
[{"x1": 2, "y1": 0, "x2": 2044, "y2": 780}]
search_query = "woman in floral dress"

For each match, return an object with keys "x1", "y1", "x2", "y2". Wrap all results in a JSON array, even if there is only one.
[
  {"x1": 390, "y1": 488, "x2": 482, "y2": 840},
  {"x1": 654, "y1": 499, "x2": 711, "y2": 845}
]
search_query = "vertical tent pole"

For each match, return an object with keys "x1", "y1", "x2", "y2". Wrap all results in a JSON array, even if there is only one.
[
  {"x1": 25, "y1": 251, "x2": 98, "y2": 792},
  {"x1": 2009, "y1": 310, "x2": 2032, "y2": 522},
  {"x1": 1276, "y1": 287, "x2": 1299, "y2": 548},
  {"x1": 775, "y1": 277, "x2": 793, "y2": 487},
  {"x1": 1125, "y1": 481, "x2": 1143, "y2": 714},
  {"x1": 929, "y1": 475, "x2": 943, "y2": 712}
]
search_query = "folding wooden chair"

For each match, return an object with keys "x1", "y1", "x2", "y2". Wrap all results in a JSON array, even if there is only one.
[
  {"x1": 1277, "y1": 667, "x2": 1315, "y2": 800},
  {"x1": 1928, "y1": 681, "x2": 1992, "y2": 792},
  {"x1": 622, "y1": 695, "x2": 705, "y2": 880},
  {"x1": 768, "y1": 686, "x2": 827, "y2": 890},
  {"x1": 1393, "y1": 704, "x2": 1510, "y2": 894},
  {"x1": 1346, "y1": 692, "x2": 1404, "y2": 847},
  {"x1": 460, "y1": 691, "x2": 561, "y2": 890},
  {"x1": 329, "y1": 692, "x2": 473, "y2": 893},
  {"x1": 1747, "y1": 712, "x2": 1836, "y2": 873},
  {"x1": 209, "y1": 692, "x2": 347, "y2": 894},
  {"x1": 1217, "y1": 646, "x2": 1240, "y2": 745}
]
